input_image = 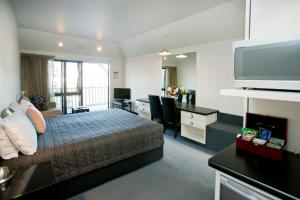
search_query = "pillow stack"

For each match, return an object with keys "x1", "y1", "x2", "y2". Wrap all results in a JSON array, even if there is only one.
[{"x1": 0, "y1": 99, "x2": 47, "y2": 160}]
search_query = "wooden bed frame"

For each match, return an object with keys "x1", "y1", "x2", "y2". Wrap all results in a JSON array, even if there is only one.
[{"x1": 27, "y1": 146, "x2": 163, "y2": 199}]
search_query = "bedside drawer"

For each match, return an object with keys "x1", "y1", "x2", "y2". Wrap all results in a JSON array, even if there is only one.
[
  {"x1": 181, "y1": 111, "x2": 205, "y2": 122},
  {"x1": 181, "y1": 117, "x2": 205, "y2": 129}
]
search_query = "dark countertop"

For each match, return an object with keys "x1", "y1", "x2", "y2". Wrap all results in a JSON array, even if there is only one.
[
  {"x1": 136, "y1": 98, "x2": 150, "y2": 103},
  {"x1": 0, "y1": 162, "x2": 55, "y2": 200},
  {"x1": 136, "y1": 98, "x2": 218, "y2": 115},
  {"x1": 208, "y1": 144, "x2": 300, "y2": 200}
]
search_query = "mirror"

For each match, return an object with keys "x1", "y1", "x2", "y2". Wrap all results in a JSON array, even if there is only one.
[{"x1": 161, "y1": 52, "x2": 196, "y2": 104}]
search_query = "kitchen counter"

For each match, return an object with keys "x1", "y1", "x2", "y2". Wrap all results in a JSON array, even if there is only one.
[{"x1": 208, "y1": 143, "x2": 300, "y2": 200}]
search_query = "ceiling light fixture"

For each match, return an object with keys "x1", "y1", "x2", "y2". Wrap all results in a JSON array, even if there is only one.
[
  {"x1": 159, "y1": 34, "x2": 172, "y2": 56},
  {"x1": 58, "y1": 42, "x2": 64, "y2": 47},
  {"x1": 158, "y1": 49, "x2": 172, "y2": 56},
  {"x1": 163, "y1": 57, "x2": 167, "y2": 60},
  {"x1": 97, "y1": 46, "x2": 102, "y2": 52},
  {"x1": 175, "y1": 54, "x2": 188, "y2": 59}
]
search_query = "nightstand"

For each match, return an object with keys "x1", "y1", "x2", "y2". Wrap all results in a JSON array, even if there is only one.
[{"x1": 0, "y1": 162, "x2": 55, "y2": 200}]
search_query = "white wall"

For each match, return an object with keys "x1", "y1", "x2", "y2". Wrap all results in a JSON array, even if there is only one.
[
  {"x1": 0, "y1": 0, "x2": 20, "y2": 110},
  {"x1": 247, "y1": 0, "x2": 300, "y2": 152},
  {"x1": 250, "y1": 0, "x2": 300, "y2": 39},
  {"x1": 197, "y1": 40, "x2": 243, "y2": 115},
  {"x1": 18, "y1": 28, "x2": 124, "y2": 104},
  {"x1": 124, "y1": 53, "x2": 162, "y2": 108},
  {"x1": 125, "y1": 39, "x2": 244, "y2": 115}
]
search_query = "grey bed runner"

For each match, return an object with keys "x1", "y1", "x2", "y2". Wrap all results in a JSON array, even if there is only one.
[{"x1": 1, "y1": 109, "x2": 164, "y2": 182}]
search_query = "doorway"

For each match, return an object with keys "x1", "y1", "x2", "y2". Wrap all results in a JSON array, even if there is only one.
[{"x1": 52, "y1": 60, "x2": 109, "y2": 114}]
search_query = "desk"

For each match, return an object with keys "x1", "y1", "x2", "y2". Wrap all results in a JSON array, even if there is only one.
[
  {"x1": 136, "y1": 98, "x2": 218, "y2": 144},
  {"x1": 136, "y1": 98, "x2": 217, "y2": 115}
]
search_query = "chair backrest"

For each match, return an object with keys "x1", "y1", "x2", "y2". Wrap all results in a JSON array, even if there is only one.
[
  {"x1": 161, "y1": 97, "x2": 177, "y2": 123},
  {"x1": 148, "y1": 95, "x2": 163, "y2": 119},
  {"x1": 189, "y1": 90, "x2": 196, "y2": 105}
]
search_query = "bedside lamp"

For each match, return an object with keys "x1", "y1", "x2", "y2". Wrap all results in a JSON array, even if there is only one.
[
  {"x1": 17, "y1": 91, "x2": 28, "y2": 104},
  {"x1": 0, "y1": 108, "x2": 15, "y2": 119}
]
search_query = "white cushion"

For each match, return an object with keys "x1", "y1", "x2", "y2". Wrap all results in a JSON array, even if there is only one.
[
  {"x1": 3, "y1": 111, "x2": 37, "y2": 155},
  {"x1": 0, "y1": 119, "x2": 18, "y2": 159},
  {"x1": 10, "y1": 99, "x2": 33, "y2": 113}
]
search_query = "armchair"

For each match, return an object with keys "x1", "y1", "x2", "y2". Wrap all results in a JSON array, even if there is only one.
[
  {"x1": 42, "y1": 102, "x2": 62, "y2": 118},
  {"x1": 29, "y1": 96, "x2": 62, "y2": 118}
]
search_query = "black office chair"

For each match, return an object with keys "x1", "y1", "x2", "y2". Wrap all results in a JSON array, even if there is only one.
[
  {"x1": 161, "y1": 97, "x2": 180, "y2": 138},
  {"x1": 148, "y1": 95, "x2": 164, "y2": 123}
]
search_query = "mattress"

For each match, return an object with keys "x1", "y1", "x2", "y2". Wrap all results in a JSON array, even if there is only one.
[{"x1": 1, "y1": 109, "x2": 164, "y2": 182}]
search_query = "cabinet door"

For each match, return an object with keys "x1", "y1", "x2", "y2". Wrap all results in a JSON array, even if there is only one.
[{"x1": 215, "y1": 172, "x2": 280, "y2": 200}]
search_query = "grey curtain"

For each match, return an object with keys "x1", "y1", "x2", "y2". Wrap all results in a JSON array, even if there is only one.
[
  {"x1": 165, "y1": 66, "x2": 177, "y2": 88},
  {"x1": 21, "y1": 54, "x2": 55, "y2": 101}
]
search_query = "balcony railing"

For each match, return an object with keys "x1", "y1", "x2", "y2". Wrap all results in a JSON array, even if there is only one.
[{"x1": 52, "y1": 87, "x2": 108, "y2": 112}]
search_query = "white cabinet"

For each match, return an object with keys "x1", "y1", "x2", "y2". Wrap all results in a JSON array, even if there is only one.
[
  {"x1": 181, "y1": 111, "x2": 217, "y2": 144},
  {"x1": 215, "y1": 171, "x2": 280, "y2": 200},
  {"x1": 136, "y1": 101, "x2": 151, "y2": 120}
]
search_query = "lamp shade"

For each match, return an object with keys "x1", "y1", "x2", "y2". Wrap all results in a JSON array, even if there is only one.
[{"x1": 1, "y1": 108, "x2": 15, "y2": 119}]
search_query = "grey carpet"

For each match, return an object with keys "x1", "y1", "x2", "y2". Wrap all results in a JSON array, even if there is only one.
[{"x1": 68, "y1": 131, "x2": 216, "y2": 200}]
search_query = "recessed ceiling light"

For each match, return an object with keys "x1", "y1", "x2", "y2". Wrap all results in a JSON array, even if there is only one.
[
  {"x1": 158, "y1": 49, "x2": 171, "y2": 56},
  {"x1": 175, "y1": 54, "x2": 188, "y2": 59},
  {"x1": 58, "y1": 42, "x2": 64, "y2": 47},
  {"x1": 97, "y1": 46, "x2": 102, "y2": 52}
]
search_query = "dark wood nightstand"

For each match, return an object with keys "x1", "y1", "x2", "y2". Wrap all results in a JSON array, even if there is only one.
[{"x1": 0, "y1": 162, "x2": 55, "y2": 200}]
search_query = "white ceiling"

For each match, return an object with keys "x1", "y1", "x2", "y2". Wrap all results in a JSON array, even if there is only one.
[
  {"x1": 11, "y1": 0, "x2": 232, "y2": 42},
  {"x1": 120, "y1": 0, "x2": 246, "y2": 57}
]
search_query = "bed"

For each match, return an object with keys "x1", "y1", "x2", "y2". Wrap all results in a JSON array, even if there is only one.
[{"x1": 0, "y1": 109, "x2": 164, "y2": 198}]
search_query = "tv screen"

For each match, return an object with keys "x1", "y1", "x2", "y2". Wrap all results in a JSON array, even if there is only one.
[{"x1": 114, "y1": 88, "x2": 131, "y2": 100}]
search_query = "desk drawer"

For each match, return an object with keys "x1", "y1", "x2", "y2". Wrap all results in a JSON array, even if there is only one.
[
  {"x1": 181, "y1": 111, "x2": 205, "y2": 122},
  {"x1": 137, "y1": 101, "x2": 150, "y2": 113},
  {"x1": 181, "y1": 124, "x2": 206, "y2": 144},
  {"x1": 181, "y1": 118, "x2": 205, "y2": 129}
]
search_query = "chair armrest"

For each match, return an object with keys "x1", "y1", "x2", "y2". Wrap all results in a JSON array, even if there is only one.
[{"x1": 42, "y1": 109, "x2": 62, "y2": 118}]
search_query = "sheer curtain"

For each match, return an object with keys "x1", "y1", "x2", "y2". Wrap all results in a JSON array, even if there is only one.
[{"x1": 21, "y1": 54, "x2": 55, "y2": 101}]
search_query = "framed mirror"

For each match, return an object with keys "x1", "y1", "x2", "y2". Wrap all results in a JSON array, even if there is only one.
[{"x1": 161, "y1": 52, "x2": 196, "y2": 104}]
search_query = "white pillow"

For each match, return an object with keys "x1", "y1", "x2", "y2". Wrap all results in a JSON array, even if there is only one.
[
  {"x1": 0, "y1": 119, "x2": 19, "y2": 159},
  {"x1": 10, "y1": 99, "x2": 33, "y2": 113},
  {"x1": 3, "y1": 111, "x2": 37, "y2": 155}
]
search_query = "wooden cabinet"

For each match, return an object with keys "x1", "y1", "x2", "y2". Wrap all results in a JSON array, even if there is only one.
[{"x1": 181, "y1": 111, "x2": 217, "y2": 144}]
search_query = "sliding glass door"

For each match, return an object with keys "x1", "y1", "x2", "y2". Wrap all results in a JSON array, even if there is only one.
[
  {"x1": 53, "y1": 60, "x2": 82, "y2": 114},
  {"x1": 82, "y1": 62, "x2": 109, "y2": 111},
  {"x1": 51, "y1": 60, "x2": 109, "y2": 114}
]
